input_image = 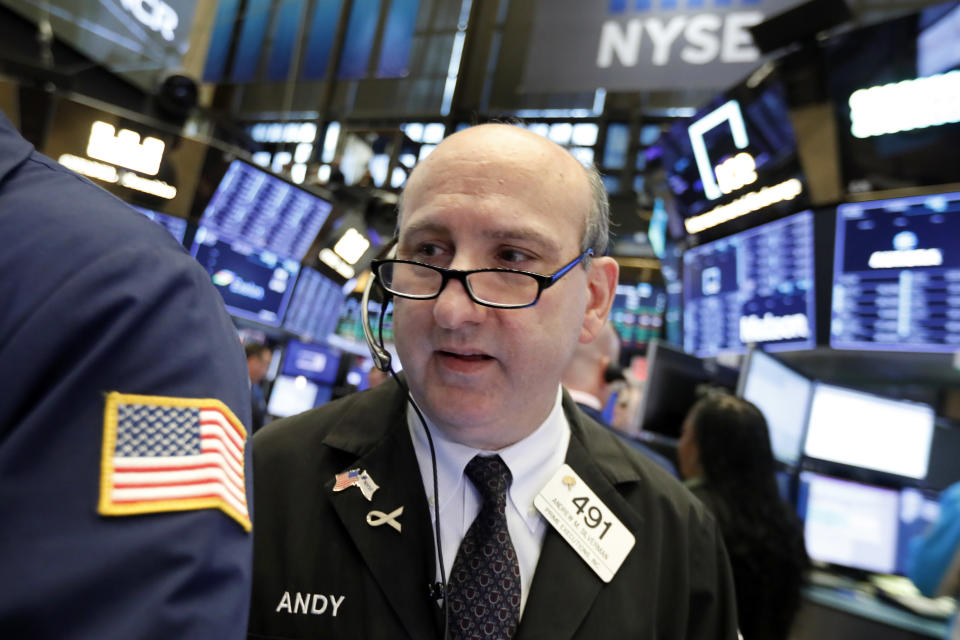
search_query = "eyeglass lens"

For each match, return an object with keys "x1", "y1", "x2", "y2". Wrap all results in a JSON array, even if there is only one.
[{"x1": 379, "y1": 262, "x2": 540, "y2": 306}]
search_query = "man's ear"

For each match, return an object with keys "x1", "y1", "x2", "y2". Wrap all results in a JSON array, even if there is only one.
[{"x1": 580, "y1": 256, "x2": 619, "y2": 343}]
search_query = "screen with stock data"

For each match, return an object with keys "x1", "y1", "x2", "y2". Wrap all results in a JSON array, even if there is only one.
[
  {"x1": 831, "y1": 191, "x2": 960, "y2": 352},
  {"x1": 683, "y1": 210, "x2": 815, "y2": 357},
  {"x1": 610, "y1": 283, "x2": 665, "y2": 349},
  {"x1": 190, "y1": 228, "x2": 300, "y2": 326},
  {"x1": 198, "y1": 159, "x2": 333, "y2": 260},
  {"x1": 283, "y1": 267, "x2": 346, "y2": 343}
]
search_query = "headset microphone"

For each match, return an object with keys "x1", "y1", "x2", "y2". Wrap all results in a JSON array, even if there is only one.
[
  {"x1": 361, "y1": 272, "x2": 392, "y2": 372},
  {"x1": 361, "y1": 245, "x2": 397, "y2": 372}
]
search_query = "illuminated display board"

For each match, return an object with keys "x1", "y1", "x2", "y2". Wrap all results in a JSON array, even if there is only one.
[
  {"x1": 198, "y1": 159, "x2": 333, "y2": 261},
  {"x1": 826, "y1": 4, "x2": 960, "y2": 194},
  {"x1": 610, "y1": 283, "x2": 665, "y2": 349},
  {"x1": 658, "y1": 73, "x2": 807, "y2": 236},
  {"x1": 283, "y1": 267, "x2": 346, "y2": 343},
  {"x1": 683, "y1": 210, "x2": 815, "y2": 357},
  {"x1": 190, "y1": 227, "x2": 299, "y2": 326},
  {"x1": 42, "y1": 97, "x2": 205, "y2": 217},
  {"x1": 831, "y1": 191, "x2": 960, "y2": 352}
]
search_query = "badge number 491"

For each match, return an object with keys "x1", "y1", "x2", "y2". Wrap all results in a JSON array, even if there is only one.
[{"x1": 534, "y1": 464, "x2": 635, "y2": 583}]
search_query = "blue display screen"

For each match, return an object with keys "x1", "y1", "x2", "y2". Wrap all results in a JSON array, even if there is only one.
[
  {"x1": 198, "y1": 160, "x2": 333, "y2": 260},
  {"x1": 683, "y1": 210, "x2": 815, "y2": 357},
  {"x1": 282, "y1": 340, "x2": 341, "y2": 385},
  {"x1": 191, "y1": 227, "x2": 299, "y2": 326},
  {"x1": 283, "y1": 267, "x2": 346, "y2": 342},
  {"x1": 832, "y1": 191, "x2": 960, "y2": 352},
  {"x1": 131, "y1": 206, "x2": 188, "y2": 244}
]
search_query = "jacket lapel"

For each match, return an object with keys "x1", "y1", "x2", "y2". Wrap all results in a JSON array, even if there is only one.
[
  {"x1": 324, "y1": 381, "x2": 441, "y2": 639},
  {"x1": 515, "y1": 397, "x2": 644, "y2": 640}
]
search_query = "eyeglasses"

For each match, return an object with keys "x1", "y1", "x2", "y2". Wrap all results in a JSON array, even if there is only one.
[{"x1": 371, "y1": 249, "x2": 594, "y2": 309}]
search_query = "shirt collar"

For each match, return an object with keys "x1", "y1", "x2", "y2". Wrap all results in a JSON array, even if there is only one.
[
  {"x1": 408, "y1": 386, "x2": 571, "y2": 534},
  {"x1": 566, "y1": 388, "x2": 603, "y2": 411}
]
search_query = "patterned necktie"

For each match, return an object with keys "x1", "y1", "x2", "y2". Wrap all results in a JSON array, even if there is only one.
[{"x1": 446, "y1": 455, "x2": 522, "y2": 640}]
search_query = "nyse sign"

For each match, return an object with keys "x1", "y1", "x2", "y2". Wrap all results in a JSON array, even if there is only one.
[{"x1": 523, "y1": 0, "x2": 800, "y2": 92}]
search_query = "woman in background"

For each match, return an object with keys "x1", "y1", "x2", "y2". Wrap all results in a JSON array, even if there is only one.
[{"x1": 678, "y1": 394, "x2": 809, "y2": 640}]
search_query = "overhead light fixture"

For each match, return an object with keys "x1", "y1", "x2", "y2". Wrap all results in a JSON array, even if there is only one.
[{"x1": 333, "y1": 228, "x2": 371, "y2": 265}]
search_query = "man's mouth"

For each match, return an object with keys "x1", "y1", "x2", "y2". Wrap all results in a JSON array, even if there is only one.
[{"x1": 437, "y1": 350, "x2": 494, "y2": 362}]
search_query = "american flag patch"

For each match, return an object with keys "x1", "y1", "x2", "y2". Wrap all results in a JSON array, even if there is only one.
[
  {"x1": 98, "y1": 392, "x2": 251, "y2": 532},
  {"x1": 333, "y1": 469, "x2": 361, "y2": 492}
]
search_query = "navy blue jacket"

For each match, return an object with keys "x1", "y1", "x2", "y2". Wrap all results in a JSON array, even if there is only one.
[{"x1": 0, "y1": 110, "x2": 254, "y2": 638}]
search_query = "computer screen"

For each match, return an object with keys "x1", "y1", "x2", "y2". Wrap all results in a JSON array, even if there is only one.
[
  {"x1": 131, "y1": 206, "x2": 188, "y2": 244},
  {"x1": 267, "y1": 374, "x2": 320, "y2": 418},
  {"x1": 831, "y1": 191, "x2": 960, "y2": 352},
  {"x1": 197, "y1": 159, "x2": 333, "y2": 260},
  {"x1": 683, "y1": 210, "x2": 816, "y2": 357},
  {"x1": 637, "y1": 340, "x2": 739, "y2": 440},
  {"x1": 803, "y1": 383, "x2": 935, "y2": 480},
  {"x1": 281, "y1": 340, "x2": 341, "y2": 385},
  {"x1": 797, "y1": 471, "x2": 900, "y2": 575},
  {"x1": 191, "y1": 227, "x2": 300, "y2": 326},
  {"x1": 610, "y1": 283, "x2": 665, "y2": 349},
  {"x1": 737, "y1": 349, "x2": 813, "y2": 466},
  {"x1": 283, "y1": 267, "x2": 346, "y2": 343}
]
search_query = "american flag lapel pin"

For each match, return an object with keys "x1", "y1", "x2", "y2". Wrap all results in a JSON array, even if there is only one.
[
  {"x1": 333, "y1": 468, "x2": 378, "y2": 501},
  {"x1": 333, "y1": 469, "x2": 362, "y2": 492}
]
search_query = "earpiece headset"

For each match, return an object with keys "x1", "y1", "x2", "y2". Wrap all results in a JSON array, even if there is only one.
[
  {"x1": 360, "y1": 244, "x2": 394, "y2": 372},
  {"x1": 361, "y1": 243, "x2": 450, "y2": 639}
]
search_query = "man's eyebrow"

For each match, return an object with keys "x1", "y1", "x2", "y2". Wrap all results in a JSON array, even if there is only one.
[
  {"x1": 402, "y1": 221, "x2": 559, "y2": 250},
  {"x1": 480, "y1": 228, "x2": 560, "y2": 254}
]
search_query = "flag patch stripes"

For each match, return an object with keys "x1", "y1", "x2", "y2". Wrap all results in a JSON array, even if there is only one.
[{"x1": 98, "y1": 392, "x2": 251, "y2": 532}]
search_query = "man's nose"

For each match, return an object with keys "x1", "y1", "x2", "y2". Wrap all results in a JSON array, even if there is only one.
[{"x1": 432, "y1": 274, "x2": 486, "y2": 328}]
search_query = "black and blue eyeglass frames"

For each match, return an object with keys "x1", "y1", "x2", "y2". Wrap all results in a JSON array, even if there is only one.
[{"x1": 371, "y1": 249, "x2": 594, "y2": 309}]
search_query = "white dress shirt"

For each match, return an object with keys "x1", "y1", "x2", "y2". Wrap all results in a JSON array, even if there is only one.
[{"x1": 407, "y1": 386, "x2": 571, "y2": 614}]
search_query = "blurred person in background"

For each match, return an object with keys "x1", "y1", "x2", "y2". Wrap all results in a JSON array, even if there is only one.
[
  {"x1": 908, "y1": 479, "x2": 960, "y2": 639},
  {"x1": 562, "y1": 323, "x2": 676, "y2": 476},
  {"x1": 246, "y1": 342, "x2": 272, "y2": 433},
  {"x1": 0, "y1": 108, "x2": 253, "y2": 638},
  {"x1": 678, "y1": 394, "x2": 808, "y2": 640}
]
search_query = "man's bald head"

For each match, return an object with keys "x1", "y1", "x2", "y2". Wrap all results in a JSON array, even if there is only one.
[{"x1": 398, "y1": 124, "x2": 610, "y2": 256}]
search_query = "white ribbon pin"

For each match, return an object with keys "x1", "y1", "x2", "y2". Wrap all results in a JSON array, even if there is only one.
[{"x1": 366, "y1": 506, "x2": 404, "y2": 533}]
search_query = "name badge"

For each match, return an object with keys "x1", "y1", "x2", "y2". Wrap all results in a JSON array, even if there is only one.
[{"x1": 534, "y1": 464, "x2": 635, "y2": 583}]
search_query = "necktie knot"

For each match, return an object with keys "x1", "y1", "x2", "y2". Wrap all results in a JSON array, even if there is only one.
[{"x1": 465, "y1": 455, "x2": 511, "y2": 508}]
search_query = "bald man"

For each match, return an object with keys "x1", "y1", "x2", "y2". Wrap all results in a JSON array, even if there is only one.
[
  {"x1": 249, "y1": 124, "x2": 738, "y2": 640},
  {"x1": 562, "y1": 323, "x2": 677, "y2": 476}
]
